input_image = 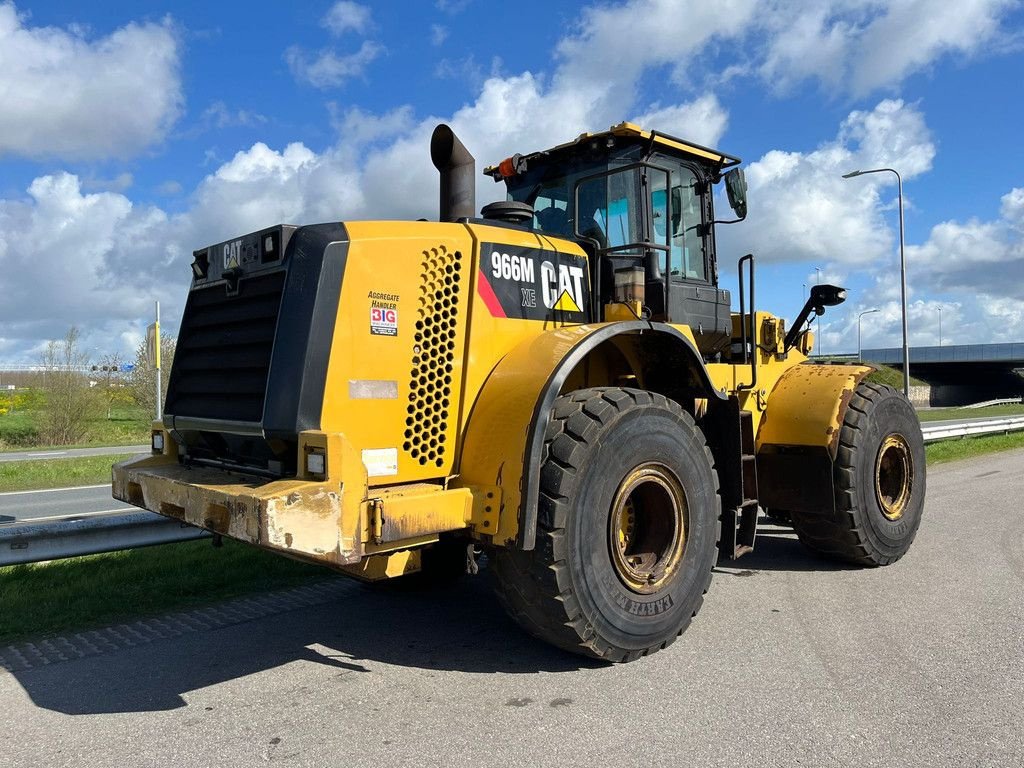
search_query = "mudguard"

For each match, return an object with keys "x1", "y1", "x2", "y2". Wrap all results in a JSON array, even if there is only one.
[
  {"x1": 756, "y1": 363, "x2": 874, "y2": 515},
  {"x1": 456, "y1": 320, "x2": 722, "y2": 550}
]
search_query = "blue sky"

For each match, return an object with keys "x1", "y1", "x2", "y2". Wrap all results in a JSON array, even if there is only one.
[{"x1": 1, "y1": 0, "x2": 1022, "y2": 363}]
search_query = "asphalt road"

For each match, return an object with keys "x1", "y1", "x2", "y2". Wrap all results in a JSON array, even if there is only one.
[
  {"x1": 2, "y1": 449, "x2": 1023, "y2": 767},
  {"x1": 0, "y1": 485, "x2": 131, "y2": 524},
  {"x1": 0, "y1": 445, "x2": 147, "y2": 463}
]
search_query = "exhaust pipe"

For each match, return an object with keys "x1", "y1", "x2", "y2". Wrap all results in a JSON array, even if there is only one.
[{"x1": 430, "y1": 124, "x2": 475, "y2": 222}]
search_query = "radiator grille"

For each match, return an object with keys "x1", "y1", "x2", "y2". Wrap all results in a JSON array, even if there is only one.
[
  {"x1": 403, "y1": 246, "x2": 463, "y2": 467},
  {"x1": 165, "y1": 271, "x2": 285, "y2": 422}
]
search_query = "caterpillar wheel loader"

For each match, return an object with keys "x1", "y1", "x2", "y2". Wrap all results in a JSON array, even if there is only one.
[{"x1": 113, "y1": 123, "x2": 926, "y2": 662}]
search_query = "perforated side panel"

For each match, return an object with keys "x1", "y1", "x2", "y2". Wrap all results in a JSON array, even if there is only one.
[{"x1": 403, "y1": 245, "x2": 463, "y2": 467}]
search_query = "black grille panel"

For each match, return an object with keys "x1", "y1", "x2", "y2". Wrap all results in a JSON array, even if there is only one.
[{"x1": 166, "y1": 270, "x2": 285, "y2": 422}]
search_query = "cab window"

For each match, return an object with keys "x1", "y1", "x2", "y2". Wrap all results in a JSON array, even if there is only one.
[{"x1": 652, "y1": 166, "x2": 706, "y2": 282}]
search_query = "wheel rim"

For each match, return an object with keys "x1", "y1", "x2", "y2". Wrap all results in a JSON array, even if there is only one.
[
  {"x1": 608, "y1": 463, "x2": 687, "y2": 594},
  {"x1": 875, "y1": 433, "x2": 913, "y2": 521}
]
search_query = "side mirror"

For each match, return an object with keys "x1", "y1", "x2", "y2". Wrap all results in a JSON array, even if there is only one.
[{"x1": 725, "y1": 168, "x2": 747, "y2": 220}]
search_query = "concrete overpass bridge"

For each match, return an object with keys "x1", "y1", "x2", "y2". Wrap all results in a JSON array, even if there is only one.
[{"x1": 861, "y1": 342, "x2": 1024, "y2": 405}]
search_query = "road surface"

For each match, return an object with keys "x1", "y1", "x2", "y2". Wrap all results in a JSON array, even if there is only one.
[
  {"x1": 0, "y1": 445, "x2": 146, "y2": 463},
  {"x1": 2, "y1": 449, "x2": 1022, "y2": 767},
  {"x1": 0, "y1": 485, "x2": 130, "y2": 525}
]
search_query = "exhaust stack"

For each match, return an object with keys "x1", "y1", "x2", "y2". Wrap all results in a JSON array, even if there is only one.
[{"x1": 430, "y1": 124, "x2": 475, "y2": 223}]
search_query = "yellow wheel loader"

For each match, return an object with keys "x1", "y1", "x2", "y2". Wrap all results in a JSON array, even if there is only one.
[{"x1": 113, "y1": 123, "x2": 926, "y2": 662}]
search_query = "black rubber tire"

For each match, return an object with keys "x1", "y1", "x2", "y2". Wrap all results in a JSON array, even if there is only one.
[
  {"x1": 491, "y1": 387, "x2": 721, "y2": 662},
  {"x1": 791, "y1": 382, "x2": 926, "y2": 566}
]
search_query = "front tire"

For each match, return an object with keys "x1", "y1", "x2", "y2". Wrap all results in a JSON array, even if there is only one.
[
  {"x1": 791, "y1": 382, "x2": 926, "y2": 566},
  {"x1": 491, "y1": 388, "x2": 720, "y2": 662}
]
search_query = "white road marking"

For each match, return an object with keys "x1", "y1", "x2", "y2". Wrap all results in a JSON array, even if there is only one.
[
  {"x1": 0, "y1": 483, "x2": 110, "y2": 497},
  {"x1": 11, "y1": 508, "x2": 130, "y2": 523}
]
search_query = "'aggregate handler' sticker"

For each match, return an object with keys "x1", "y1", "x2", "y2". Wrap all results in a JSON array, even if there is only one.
[
  {"x1": 477, "y1": 243, "x2": 589, "y2": 321},
  {"x1": 369, "y1": 290, "x2": 399, "y2": 336}
]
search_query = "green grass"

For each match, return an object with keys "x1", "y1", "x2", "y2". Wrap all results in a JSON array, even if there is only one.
[
  {"x1": 0, "y1": 397, "x2": 150, "y2": 451},
  {"x1": 0, "y1": 539, "x2": 328, "y2": 645},
  {"x1": 917, "y1": 403, "x2": 1024, "y2": 422},
  {"x1": 0, "y1": 454, "x2": 134, "y2": 493},
  {"x1": 925, "y1": 430, "x2": 1024, "y2": 465},
  {"x1": 864, "y1": 363, "x2": 927, "y2": 389}
]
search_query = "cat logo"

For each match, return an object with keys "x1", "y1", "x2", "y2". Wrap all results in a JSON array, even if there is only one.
[
  {"x1": 223, "y1": 239, "x2": 242, "y2": 269},
  {"x1": 540, "y1": 260, "x2": 585, "y2": 313}
]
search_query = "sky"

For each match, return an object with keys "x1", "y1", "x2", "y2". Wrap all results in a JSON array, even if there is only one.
[{"x1": 0, "y1": 0, "x2": 1022, "y2": 364}]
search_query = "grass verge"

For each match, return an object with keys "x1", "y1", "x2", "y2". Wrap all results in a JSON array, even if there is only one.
[
  {"x1": 0, "y1": 539, "x2": 327, "y2": 645},
  {"x1": 925, "y1": 430, "x2": 1024, "y2": 465},
  {"x1": 0, "y1": 454, "x2": 134, "y2": 493},
  {"x1": 917, "y1": 403, "x2": 1024, "y2": 422}
]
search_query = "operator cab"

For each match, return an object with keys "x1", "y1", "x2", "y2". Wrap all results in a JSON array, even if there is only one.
[{"x1": 486, "y1": 123, "x2": 747, "y2": 356}]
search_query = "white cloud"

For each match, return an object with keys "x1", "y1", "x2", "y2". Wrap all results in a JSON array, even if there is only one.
[
  {"x1": 430, "y1": 24, "x2": 448, "y2": 46},
  {"x1": 1, "y1": 0, "x2": 1022, "y2": 361},
  {"x1": 322, "y1": 1, "x2": 372, "y2": 36},
  {"x1": 719, "y1": 99, "x2": 935, "y2": 267},
  {"x1": 200, "y1": 101, "x2": 268, "y2": 130},
  {"x1": 0, "y1": 2, "x2": 182, "y2": 160},
  {"x1": 285, "y1": 40, "x2": 383, "y2": 88},
  {"x1": 632, "y1": 95, "x2": 730, "y2": 149},
  {"x1": 905, "y1": 187, "x2": 1024, "y2": 297},
  {"x1": 757, "y1": 0, "x2": 1017, "y2": 96}
]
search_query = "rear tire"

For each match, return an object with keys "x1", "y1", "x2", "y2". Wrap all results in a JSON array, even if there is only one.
[
  {"x1": 491, "y1": 388, "x2": 720, "y2": 662},
  {"x1": 791, "y1": 382, "x2": 926, "y2": 566}
]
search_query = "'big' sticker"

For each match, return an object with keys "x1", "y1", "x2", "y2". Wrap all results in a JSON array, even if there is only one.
[{"x1": 370, "y1": 306, "x2": 398, "y2": 336}]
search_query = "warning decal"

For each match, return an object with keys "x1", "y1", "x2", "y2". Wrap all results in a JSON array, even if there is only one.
[{"x1": 477, "y1": 243, "x2": 589, "y2": 322}]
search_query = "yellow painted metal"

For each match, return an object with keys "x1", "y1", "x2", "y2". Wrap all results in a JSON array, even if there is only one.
[
  {"x1": 609, "y1": 122, "x2": 733, "y2": 164},
  {"x1": 339, "y1": 549, "x2": 422, "y2": 581},
  {"x1": 365, "y1": 483, "x2": 473, "y2": 544},
  {"x1": 485, "y1": 122, "x2": 737, "y2": 172},
  {"x1": 705, "y1": 312, "x2": 808, "y2": 438},
  {"x1": 456, "y1": 322, "x2": 611, "y2": 545},
  {"x1": 607, "y1": 463, "x2": 687, "y2": 595},
  {"x1": 756, "y1": 362, "x2": 874, "y2": 456},
  {"x1": 604, "y1": 301, "x2": 644, "y2": 322},
  {"x1": 319, "y1": 221, "x2": 474, "y2": 486},
  {"x1": 876, "y1": 434, "x2": 913, "y2": 520}
]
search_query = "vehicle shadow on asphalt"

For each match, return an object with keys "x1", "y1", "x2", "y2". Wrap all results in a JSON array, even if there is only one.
[
  {"x1": 12, "y1": 526, "x2": 858, "y2": 716},
  {"x1": 11, "y1": 570, "x2": 604, "y2": 716},
  {"x1": 714, "y1": 523, "x2": 858, "y2": 573}
]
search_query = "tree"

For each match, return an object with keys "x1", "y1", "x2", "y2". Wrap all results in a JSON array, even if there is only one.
[
  {"x1": 126, "y1": 335, "x2": 176, "y2": 417},
  {"x1": 39, "y1": 327, "x2": 99, "y2": 446},
  {"x1": 94, "y1": 352, "x2": 132, "y2": 419}
]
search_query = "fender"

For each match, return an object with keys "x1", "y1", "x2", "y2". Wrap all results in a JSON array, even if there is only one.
[
  {"x1": 457, "y1": 320, "x2": 724, "y2": 550},
  {"x1": 756, "y1": 362, "x2": 874, "y2": 515}
]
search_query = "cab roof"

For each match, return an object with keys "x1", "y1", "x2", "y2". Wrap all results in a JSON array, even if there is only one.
[{"x1": 484, "y1": 121, "x2": 742, "y2": 178}]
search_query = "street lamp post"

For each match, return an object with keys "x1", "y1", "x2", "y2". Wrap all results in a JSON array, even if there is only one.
[
  {"x1": 858, "y1": 308, "x2": 880, "y2": 363},
  {"x1": 814, "y1": 267, "x2": 823, "y2": 357},
  {"x1": 842, "y1": 168, "x2": 910, "y2": 397},
  {"x1": 937, "y1": 305, "x2": 943, "y2": 347}
]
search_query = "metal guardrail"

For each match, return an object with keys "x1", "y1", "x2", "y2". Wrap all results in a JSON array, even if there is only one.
[
  {"x1": 921, "y1": 416, "x2": 1024, "y2": 443},
  {"x1": 0, "y1": 510, "x2": 208, "y2": 566},
  {"x1": 959, "y1": 398, "x2": 1023, "y2": 409}
]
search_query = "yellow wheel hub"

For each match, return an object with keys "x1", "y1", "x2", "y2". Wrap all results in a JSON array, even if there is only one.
[
  {"x1": 608, "y1": 463, "x2": 687, "y2": 594},
  {"x1": 875, "y1": 434, "x2": 913, "y2": 521}
]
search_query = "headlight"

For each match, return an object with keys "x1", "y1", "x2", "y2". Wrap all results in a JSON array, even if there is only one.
[
  {"x1": 306, "y1": 450, "x2": 326, "y2": 476},
  {"x1": 152, "y1": 431, "x2": 165, "y2": 453}
]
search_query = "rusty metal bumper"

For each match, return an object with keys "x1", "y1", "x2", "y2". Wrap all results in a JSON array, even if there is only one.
[{"x1": 112, "y1": 445, "x2": 365, "y2": 567}]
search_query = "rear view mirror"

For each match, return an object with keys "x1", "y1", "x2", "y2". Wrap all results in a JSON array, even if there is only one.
[{"x1": 725, "y1": 168, "x2": 747, "y2": 220}]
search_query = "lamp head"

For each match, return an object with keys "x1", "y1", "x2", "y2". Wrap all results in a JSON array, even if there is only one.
[
  {"x1": 842, "y1": 170, "x2": 862, "y2": 179},
  {"x1": 810, "y1": 283, "x2": 847, "y2": 310}
]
